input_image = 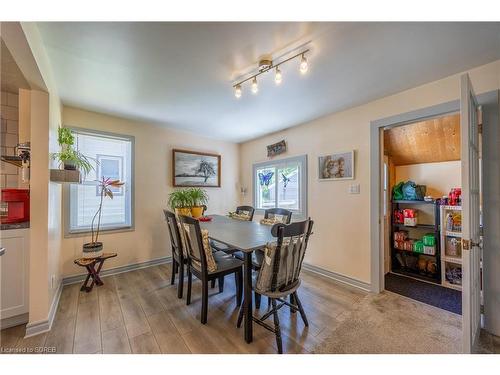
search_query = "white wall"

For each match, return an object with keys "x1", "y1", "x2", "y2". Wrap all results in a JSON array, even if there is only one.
[
  {"x1": 239, "y1": 59, "x2": 500, "y2": 285},
  {"x1": 395, "y1": 161, "x2": 461, "y2": 198},
  {"x1": 60, "y1": 106, "x2": 240, "y2": 277}
]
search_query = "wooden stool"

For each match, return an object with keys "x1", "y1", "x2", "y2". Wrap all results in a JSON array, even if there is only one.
[{"x1": 74, "y1": 252, "x2": 117, "y2": 292}]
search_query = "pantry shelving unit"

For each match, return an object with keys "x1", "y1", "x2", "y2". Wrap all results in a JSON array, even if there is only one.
[
  {"x1": 390, "y1": 200, "x2": 441, "y2": 284},
  {"x1": 440, "y1": 205, "x2": 463, "y2": 291}
]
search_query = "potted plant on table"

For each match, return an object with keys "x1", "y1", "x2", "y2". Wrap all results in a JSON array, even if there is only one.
[
  {"x1": 167, "y1": 189, "x2": 193, "y2": 217},
  {"x1": 50, "y1": 127, "x2": 94, "y2": 175},
  {"x1": 83, "y1": 177, "x2": 125, "y2": 258},
  {"x1": 188, "y1": 187, "x2": 208, "y2": 218}
]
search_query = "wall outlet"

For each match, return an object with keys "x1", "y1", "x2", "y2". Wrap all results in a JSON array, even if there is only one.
[{"x1": 349, "y1": 184, "x2": 360, "y2": 194}]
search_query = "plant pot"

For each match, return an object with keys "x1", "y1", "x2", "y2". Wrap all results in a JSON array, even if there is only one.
[
  {"x1": 175, "y1": 207, "x2": 192, "y2": 217},
  {"x1": 82, "y1": 242, "x2": 103, "y2": 259},
  {"x1": 191, "y1": 206, "x2": 204, "y2": 219},
  {"x1": 63, "y1": 161, "x2": 77, "y2": 170}
]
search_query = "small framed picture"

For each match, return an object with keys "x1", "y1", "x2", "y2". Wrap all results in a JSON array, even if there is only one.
[{"x1": 318, "y1": 150, "x2": 354, "y2": 181}]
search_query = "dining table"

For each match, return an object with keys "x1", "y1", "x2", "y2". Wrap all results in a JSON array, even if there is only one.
[{"x1": 199, "y1": 214, "x2": 275, "y2": 343}]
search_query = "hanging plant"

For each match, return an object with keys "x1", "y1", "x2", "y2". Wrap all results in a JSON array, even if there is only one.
[{"x1": 50, "y1": 127, "x2": 95, "y2": 175}]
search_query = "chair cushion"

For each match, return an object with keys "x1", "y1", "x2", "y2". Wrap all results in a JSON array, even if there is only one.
[
  {"x1": 201, "y1": 229, "x2": 218, "y2": 272},
  {"x1": 260, "y1": 215, "x2": 287, "y2": 226},
  {"x1": 228, "y1": 211, "x2": 252, "y2": 221}
]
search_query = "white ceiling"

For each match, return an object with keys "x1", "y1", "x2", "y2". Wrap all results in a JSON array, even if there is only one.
[{"x1": 36, "y1": 22, "x2": 500, "y2": 143}]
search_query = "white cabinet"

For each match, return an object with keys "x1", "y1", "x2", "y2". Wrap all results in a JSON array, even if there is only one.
[{"x1": 0, "y1": 228, "x2": 30, "y2": 326}]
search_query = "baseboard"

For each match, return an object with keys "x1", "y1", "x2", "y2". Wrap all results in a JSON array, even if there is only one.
[
  {"x1": 24, "y1": 280, "x2": 63, "y2": 338},
  {"x1": 62, "y1": 256, "x2": 172, "y2": 286},
  {"x1": 0, "y1": 313, "x2": 29, "y2": 330},
  {"x1": 302, "y1": 262, "x2": 372, "y2": 292}
]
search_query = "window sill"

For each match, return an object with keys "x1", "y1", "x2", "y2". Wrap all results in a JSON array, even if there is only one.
[{"x1": 64, "y1": 225, "x2": 135, "y2": 239}]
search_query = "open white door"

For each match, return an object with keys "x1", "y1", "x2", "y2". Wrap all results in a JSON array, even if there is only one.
[{"x1": 460, "y1": 73, "x2": 482, "y2": 353}]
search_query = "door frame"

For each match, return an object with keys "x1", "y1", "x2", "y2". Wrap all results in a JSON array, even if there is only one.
[{"x1": 369, "y1": 90, "x2": 498, "y2": 294}]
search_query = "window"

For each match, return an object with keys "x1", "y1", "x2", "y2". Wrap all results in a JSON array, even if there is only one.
[
  {"x1": 67, "y1": 129, "x2": 134, "y2": 234},
  {"x1": 253, "y1": 155, "x2": 307, "y2": 220}
]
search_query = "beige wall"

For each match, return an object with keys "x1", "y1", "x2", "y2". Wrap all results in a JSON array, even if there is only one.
[
  {"x1": 395, "y1": 161, "x2": 461, "y2": 198},
  {"x1": 60, "y1": 107, "x2": 240, "y2": 277},
  {"x1": 239, "y1": 59, "x2": 500, "y2": 284}
]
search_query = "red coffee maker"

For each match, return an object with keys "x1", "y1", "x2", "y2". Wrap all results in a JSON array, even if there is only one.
[{"x1": 0, "y1": 189, "x2": 30, "y2": 224}]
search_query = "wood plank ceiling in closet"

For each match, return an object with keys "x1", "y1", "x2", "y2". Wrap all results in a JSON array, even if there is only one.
[{"x1": 384, "y1": 114, "x2": 461, "y2": 166}]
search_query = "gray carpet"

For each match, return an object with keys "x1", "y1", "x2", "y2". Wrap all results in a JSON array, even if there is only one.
[{"x1": 312, "y1": 291, "x2": 462, "y2": 354}]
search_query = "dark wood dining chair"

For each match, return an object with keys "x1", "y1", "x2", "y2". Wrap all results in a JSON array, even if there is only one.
[
  {"x1": 264, "y1": 208, "x2": 293, "y2": 224},
  {"x1": 237, "y1": 219, "x2": 314, "y2": 353},
  {"x1": 178, "y1": 215, "x2": 243, "y2": 324},
  {"x1": 163, "y1": 209, "x2": 187, "y2": 299}
]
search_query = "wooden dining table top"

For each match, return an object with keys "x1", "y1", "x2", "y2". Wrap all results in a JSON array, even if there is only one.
[{"x1": 199, "y1": 214, "x2": 275, "y2": 252}]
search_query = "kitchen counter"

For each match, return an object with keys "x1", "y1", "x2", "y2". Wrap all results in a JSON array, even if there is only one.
[{"x1": 0, "y1": 222, "x2": 30, "y2": 231}]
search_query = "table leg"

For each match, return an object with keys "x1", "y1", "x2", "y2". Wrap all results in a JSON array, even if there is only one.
[{"x1": 244, "y1": 251, "x2": 253, "y2": 343}]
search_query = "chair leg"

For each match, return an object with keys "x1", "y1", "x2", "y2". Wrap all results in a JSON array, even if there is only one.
[
  {"x1": 177, "y1": 262, "x2": 184, "y2": 299},
  {"x1": 236, "y1": 305, "x2": 244, "y2": 328},
  {"x1": 218, "y1": 276, "x2": 225, "y2": 293},
  {"x1": 201, "y1": 280, "x2": 209, "y2": 324},
  {"x1": 293, "y1": 292, "x2": 308, "y2": 327},
  {"x1": 290, "y1": 294, "x2": 296, "y2": 314},
  {"x1": 186, "y1": 268, "x2": 192, "y2": 305},
  {"x1": 235, "y1": 270, "x2": 242, "y2": 306},
  {"x1": 170, "y1": 259, "x2": 177, "y2": 285},
  {"x1": 211, "y1": 279, "x2": 216, "y2": 288},
  {"x1": 271, "y1": 299, "x2": 283, "y2": 354},
  {"x1": 255, "y1": 292, "x2": 261, "y2": 309}
]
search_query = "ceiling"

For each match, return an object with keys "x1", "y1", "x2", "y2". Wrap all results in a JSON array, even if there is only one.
[
  {"x1": 36, "y1": 22, "x2": 500, "y2": 143},
  {"x1": 1, "y1": 39, "x2": 30, "y2": 93},
  {"x1": 384, "y1": 114, "x2": 461, "y2": 165}
]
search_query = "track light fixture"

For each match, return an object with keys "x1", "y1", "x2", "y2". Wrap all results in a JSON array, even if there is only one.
[{"x1": 232, "y1": 49, "x2": 309, "y2": 98}]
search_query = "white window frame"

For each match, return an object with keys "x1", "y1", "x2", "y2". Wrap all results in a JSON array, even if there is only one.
[
  {"x1": 64, "y1": 127, "x2": 135, "y2": 236},
  {"x1": 252, "y1": 154, "x2": 308, "y2": 221}
]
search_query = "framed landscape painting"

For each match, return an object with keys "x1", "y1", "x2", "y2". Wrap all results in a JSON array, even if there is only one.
[
  {"x1": 318, "y1": 150, "x2": 354, "y2": 181},
  {"x1": 172, "y1": 149, "x2": 221, "y2": 187}
]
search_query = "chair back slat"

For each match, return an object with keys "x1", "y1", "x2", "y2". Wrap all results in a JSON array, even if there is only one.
[
  {"x1": 265, "y1": 208, "x2": 293, "y2": 224},
  {"x1": 163, "y1": 210, "x2": 184, "y2": 260}
]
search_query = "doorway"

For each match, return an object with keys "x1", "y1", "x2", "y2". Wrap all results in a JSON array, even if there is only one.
[{"x1": 381, "y1": 113, "x2": 463, "y2": 315}]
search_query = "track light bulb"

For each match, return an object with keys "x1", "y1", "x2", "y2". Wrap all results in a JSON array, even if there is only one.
[
  {"x1": 275, "y1": 67, "x2": 283, "y2": 85},
  {"x1": 234, "y1": 85, "x2": 242, "y2": 98},
  {"x1": 300, "y1": 54, "x2": 308, "y2": 74},
  {"x1": 251, "y1": 77, "x2": 258, "y2": 94}
]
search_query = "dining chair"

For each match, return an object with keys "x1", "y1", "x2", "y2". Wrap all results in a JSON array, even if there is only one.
[
  {"x1": 236, "y1": 219, "x2": 314, "y2": 354},
  {"x1": 211, "y1": 205, "x2": 255, "y2": 254},
  {"x1": 235, "y1": 208, "x2": 293, "y2": 308},
  {"x1": 264, "y1": 208, "x2": 293, "y2": 224},
  {"x1": 163, "y1": 209, "x2": 187, "y2": 299},
  {"x1": 178, "y1": 215, "x2": 243, "y2": 324}
]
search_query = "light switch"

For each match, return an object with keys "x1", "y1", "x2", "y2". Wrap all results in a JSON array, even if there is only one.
[{"x1": 349, "y1": 184, "x2": 360, "y2": 194}]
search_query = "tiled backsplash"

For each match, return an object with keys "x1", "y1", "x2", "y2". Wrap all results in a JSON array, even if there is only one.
[{"x1": 1, "y1": 91, "x2": 19, "y2": 188}]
